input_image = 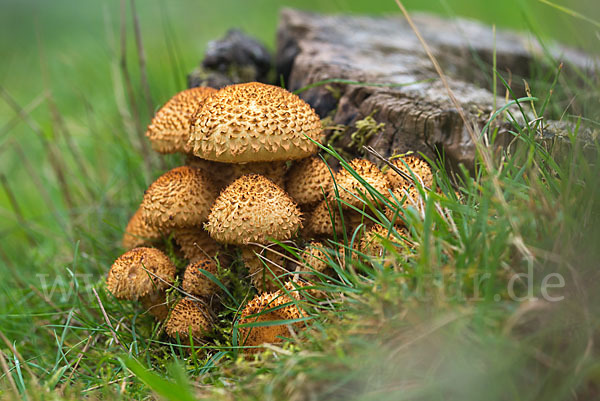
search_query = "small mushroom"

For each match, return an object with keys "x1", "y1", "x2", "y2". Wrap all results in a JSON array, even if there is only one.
[
  {"x1": 189, "y1": 82, "x2": 322, "y2": 163},
  {"x1": 385, "y1": 155, "x2": 433, "y2": 189},
  {"x1": 385, "y1": 184, "x2": 425, "y2": 224},
  {"x1": 141, "y1": 166, "x2": 218, "y2": 230},
  {"x1": 330, "y1": 159, "x2": 390, "y2": 209},
  {"x1": 359, "y1": 224, "x2": 413, "y2": 259},
  {"x1": 164, "y1": 298, "x2": 211, "y2": 344},
  {"x1": 122, "y1": 206, "x2": 162, "y2": 250},
  {"x1": 237, "y1": 289, "x2": 305, "y2": 355},
  {"x1": 285, "y1": 156, "x2": 333, "y2": 207},
  {"x1": 146, "y1": 86, "x2": 216, "y2": 154},
  {"x1": 205, "y1": 174, "x2": 302, "y2": 292},
  {"x1": 106, "y1": 247, "x2": 176, "y2": 319},
  {"x1": 173, "y1": 227, "x2": 223, "y2": 262},
  {"x1": 182, "y1": 259, "x2": 221, "y2": 299}
]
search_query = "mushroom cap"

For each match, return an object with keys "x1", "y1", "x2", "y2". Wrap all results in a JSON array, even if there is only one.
[
  {"x1": 186, "y1": 156, "x2": 288, "y2": 191},
  {"x1": 300, "y1": 241, "x2": 329, "y2": 274},
  {"x1": 286, "y1": 156, "x2": 333, "y2": 206},
  {"x1": 182, "y1": 259, "x2": 220, "y2": 298},
  {"x1": 241, "y1": 245, "x2": 288, "y2": 293},
  {"x1": 302, "y1": 200, "x2": 344, "y2": 238},
  {"x1": 106, "y1": 247, "x2": 176, "y2": 300},
  {"x1": 140, "y1": 291, "x2": 171, "y2": 320},
  {"x1": 330, "y1": 159, "x2": 390, "y2": 209},
  {"x1": 174, "y1": 228, "x2": 223, "y2": 262},
  {"x1": 386, "y1": 155, "x2": 433, "y2": 188},
  {"x1": 238, "y1": 290, "x2": 304, "y2": 354},
  {"x1": 146, "y1": 87, "x2": 216, "y2": 154},
  {"x1": 385, "y1": 184, "x2": 425, "y2": 224},
  {"x1": 165, "y1": 298, "x2": 211, "y2": 343},
  {"x1": 359, "y1": 224, "x2": 412, "y2": 258},
  {"x1": 189, "y1": 82, "x2": 322, "y2": 163},
  {"x1": 205, "y1": 174, "x2": 302, "y2": 245},
  {"x1": 122, "y1": 207, "x2": 162, "y2": 250},
  {"x1": 141, "y1": 166, "x2": 218, "y2": 230}
]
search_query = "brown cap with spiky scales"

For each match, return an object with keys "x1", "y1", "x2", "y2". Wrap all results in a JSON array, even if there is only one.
[
  {"x1": 302, "y1": 200, "x2": 344, "y2": 238},
  {"x1": 330, "y1": 159, "x2": 390, "y2": 209},
  {"x1": 205, "y1": 174, "x2": 302, "y2": 245},
  {"x1": 359, "y1": 224, "x2": 413, "y2": 259},
  {"x1": 122, "y1": 207, "x2": 162, "y2": 250},
  {"x1": 106, "y1": 247, "x2": 176, "y2": 300},
  {"x1": 385, "y1": 184, "x2": 425, "y2": 224},
  {"x1": 164, "y1": 298, "x2": 211, "y2": 343},
  {"x1": 238, "y1": 290, "x2": 305, "y2": 354},
  {"x1": 173, "y1": 228, "x2": 222, "y2": 262},
  {"x1": 385, "y1": 155, "x2": 433, "y2": 189},
  {"x1": 241, "y1": 245, "x2": 288, "y2": 293},
  {"x1": 141, "y1": 166, "x2": 218, "y2": 230},
  {"x1": 146, "y1": 87, "x2": 216, "y2": 154},
  {"x1": 182, "y1": 259, "x2": 220, "y2": 298},
  {"x1": 189, "y1": 82, "x2": 322, "y2": 163},
  {"x1": 286, "y1": 156, "x2": 333, "y2": 206},
  {"x1": 300, "y1": 241, "x2": 329, "y2": 274}
]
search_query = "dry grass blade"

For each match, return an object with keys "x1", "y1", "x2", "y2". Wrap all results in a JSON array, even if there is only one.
[
  {"x1": 0, "y1": 329, "x2": 39, "y2": 386},
  {"x1": 92, "y1": 288, "x2": 125, "y2": 351},
  {"x1": 0, "y1": 349, "x2": 19, "y2": 397}
]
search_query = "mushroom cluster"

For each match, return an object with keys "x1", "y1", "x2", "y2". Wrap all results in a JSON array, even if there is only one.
[{"x1": 106, "y1": 81, "x2": 436, "y2": 354}]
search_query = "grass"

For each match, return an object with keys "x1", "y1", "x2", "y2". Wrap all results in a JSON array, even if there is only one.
[{"x1": 1, "y1": 0, "x2": 599, "y2": 399}]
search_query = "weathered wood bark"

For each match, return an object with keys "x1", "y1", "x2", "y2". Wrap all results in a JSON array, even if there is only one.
[{"x1": 276, "y1": 8, "x2": 597, "y2": 169}]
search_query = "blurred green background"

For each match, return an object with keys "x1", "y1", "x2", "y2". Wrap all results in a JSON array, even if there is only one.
[{"x1": 0, "y1": 0, "x2": 598, "y2": 273}]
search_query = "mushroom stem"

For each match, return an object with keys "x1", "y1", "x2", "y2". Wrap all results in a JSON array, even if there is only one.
[{"x1": 241, "y1": 245, "x2": 289, "y2": 293}]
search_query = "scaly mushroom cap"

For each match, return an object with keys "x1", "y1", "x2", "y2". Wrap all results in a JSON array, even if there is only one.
[
  {"x1": 302, "y1": 200, "x2": 344, "y2": 238},
  {"x1": 182, "y1": 259, "x2": 220, "y2": 298},
  {"x1": 165, "y1": 299, "x2": 211, "y2": 343},
  {"x1": 300, "y1": 241, "x2": 329, "y2": 274},
  {"x1": 331, "y1": 159, "x2": 390, "y2": 209},
  {"x1": 238, "y1": 290, "x2": 304, "y2": 354},
  {"x1": 286, "y1": 156, "x2": 333, "y2": 206},
  {"x1": 146, "y1": 87, "x2": 216, "y2": 154},
  {"x1": 359, "y1": 224, "x2": 412, "y2": 259},
  {"x1": 174, "y1": 228, "x2": 223, "y2": 262},
  {"x1": 122, "y1": 207, "x2": 162, "y2": 249},
  {"x1": 189, "y1": 82, "x2": 322, "y2": 163},
  {"x1": 205, "y1": 174, "x2": 302, "y2": 245},
  {"x1": 141, "y1": 166, "x2": 217, "y2": 230},
  {"x1": 106, "y1": 247, "x2": 176, "y2": 300},
  {"x1": 385, "y1": 184, "x2": 425, "y2": 225},
  {"x1": 242, "y1": 245, "x2": 288, "y2": 293},
  {"x1": 186, "y1": 156, "x2": 288, "y2": 190},
  {"x1": 386, "y1": 155, "x2": 433, "y2": 188}
]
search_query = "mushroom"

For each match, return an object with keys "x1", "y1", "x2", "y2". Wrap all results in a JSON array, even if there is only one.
[
  {"x1": 145, "y1": 86, "x2": 216, "y2": 154},
  {"x1": 188, "y1": 82, "x2": 322, "y2": 163},
  {"x1": 186, "y1": 156, "x2": 288, "y2": 191},
  {"x1": 385, "y1": 183, "x2": 426, "y2": 224},
  {"x1": 300, "y1": 241, "x2": 330, "y2": 275},
  {"x1": 205, "y1": 174, "x2": 302, "y2": 292},
  {"x1": 237, "y1": 289, "x2": 305, "y2": 355},
  {"x1": 359, "y1": 224, "x2": 413, "y2": 260},
  {"x1": 182, "y1": 258, "x2": 221, "y2": 299},
  {"x1": 164, "y1": 298, "x2": 211, "y2": 344},
  {"x1": 385, "y1": 155, "x2": 433, "y2": 189},
  {"x1": 141, "y1": 166, "x2": 218, "y2": 230},
  {"x1": 285, "y1": 156, "x2": 333, "y2": 207},
  {"x1": 106, "y1": 247, "x2": 176, "y2": 319},
  {"x1": 330, "y1": 159, "x2": 390, "y2": 209},
  {"x1": 173, "y1": 227, "x2": 223, "y2": 263},
  {"x1": 302, "y1": 200, "x2": 364, "y2": 239},
  {"x1": 122, "y1": 206, "x2": 162, "y2": 250}
]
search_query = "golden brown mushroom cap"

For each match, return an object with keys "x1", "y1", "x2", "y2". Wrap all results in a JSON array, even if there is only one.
[
  {"x1": 106, "y1": 247, "x2": 176, "y2": 300},
  {"x1": 189, "y1": 82, "x2": 322, "y2": 163},
  {"x1": 141, "y1": 166, "x2": 217, "y2": 230},
  {"x1": 122, "y1": 207, "x2": 162, "y2": 249},
  {"x1": 359, "y1": 224, "x2": 412, "y2": 258},
  {"x1": 286, "y1": 156, "x2": 333, "y2": 206},
  {"x1": 186, "y1": 156, "x2": 288, "y2": 191},
  {"x1": 302, "y1": 200, "x2": 344, "y2": 238},
  {"x1": 182, "y1": 259, "x2": 220, "y2": 298},
  {"x1": 331, "y1": 159, "x2": 390, "y2": 209},
  {"x1": 385, "y1": 184, "x2": 425, "y2": 224},
  {"x1": 238, "y1": 290, "x2": 304, "y2": 354},
  {"x1": 242, "y1": 245, "x2": 288, "y2": 293},
  {"x1": 205, "y1": 174, "x2": 302, "y2": 245},
  {"x1": 386, "y1": 155, "x2": 433, "y2": 188},
  {"x1": 164, "y1": 299, "x2": 211, "y2": 343},
  {"x1": 173, "y1": 228, "x2": 223, "y2": 262},
  {"x1": 300, "y1": 241, "x2": 329, "y2": 274},
  {"x1": 146, "y1": 87, "x2": 216, "y2": 154}
]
